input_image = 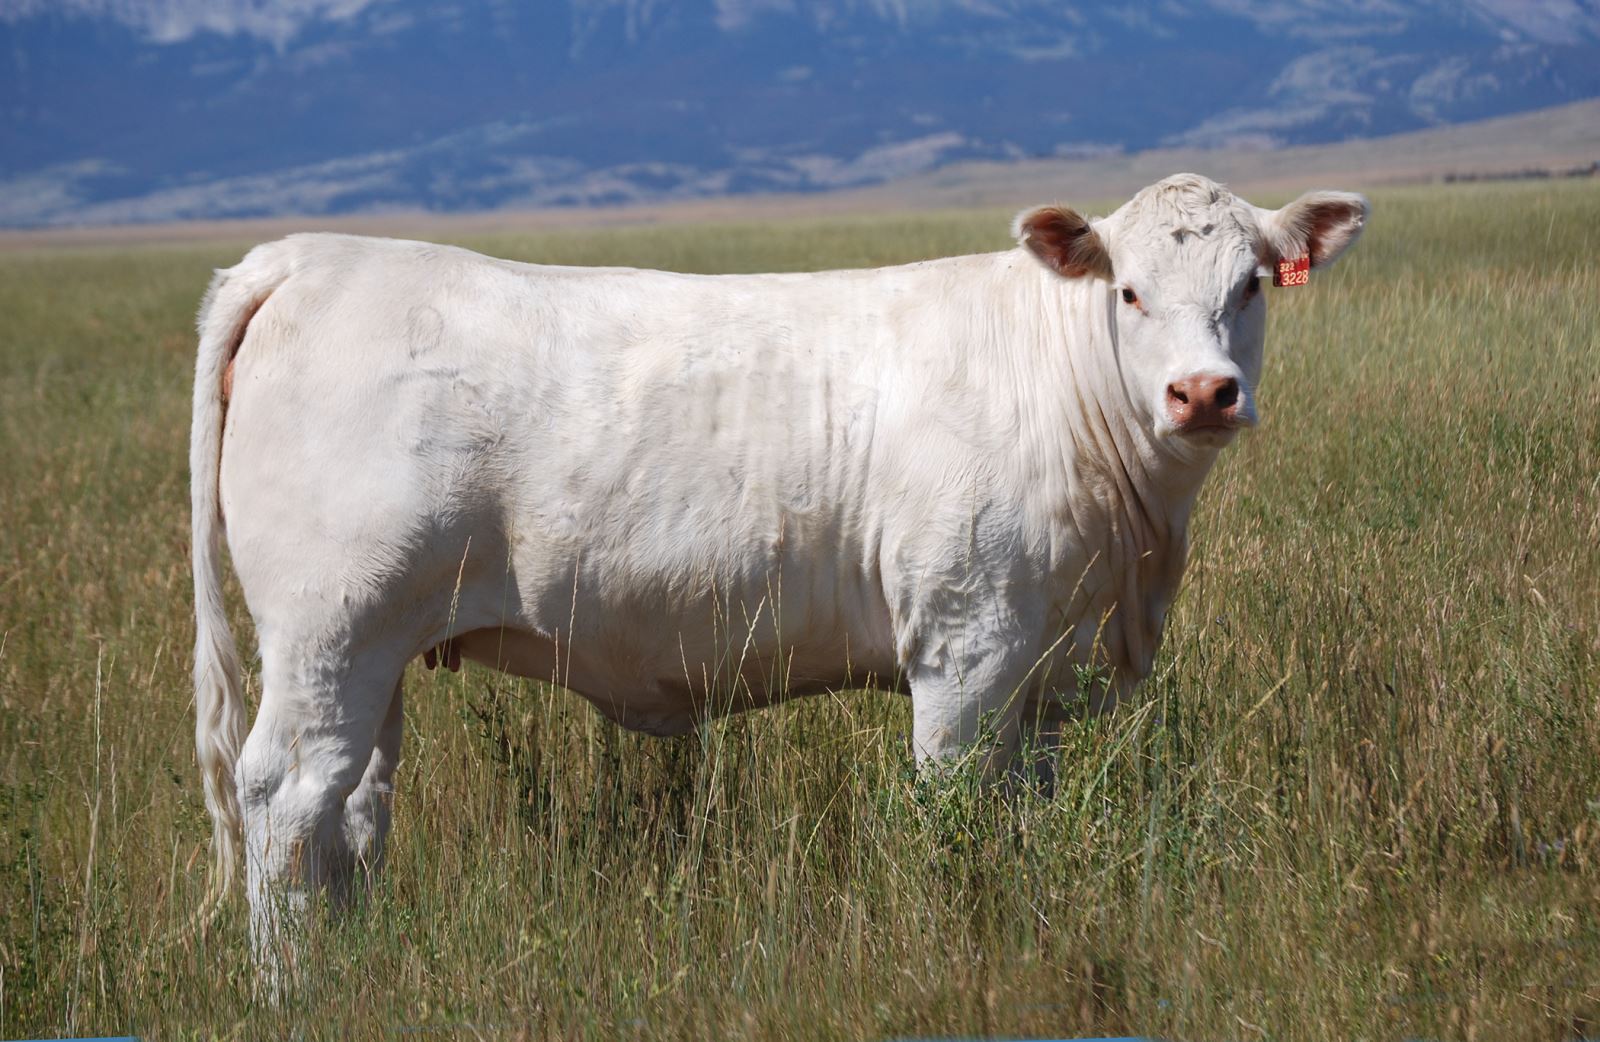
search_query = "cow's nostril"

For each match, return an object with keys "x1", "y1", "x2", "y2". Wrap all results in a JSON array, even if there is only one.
[
  {"x1": 1167, "y1": 384, "x2": 1189, "y2": 405},
  {"x1": 1215, "y1": 379, "x2": 1239, "y2": 410}
]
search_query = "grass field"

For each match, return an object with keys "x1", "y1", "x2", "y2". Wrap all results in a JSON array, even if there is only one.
[{"x1": 1, "y1": 179, "x2": 1598, "y2": 1041}]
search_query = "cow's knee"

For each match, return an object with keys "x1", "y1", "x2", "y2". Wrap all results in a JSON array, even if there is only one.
[
  {"x1": 240, "y1": 731, "x2": 356, "y2": 872},
  {"x1": 909, "y1": 663, "x2": 1028, "y2": 777},
  {"x1": 908, "y1": 643, "x2": 1043, "y2": 781}
]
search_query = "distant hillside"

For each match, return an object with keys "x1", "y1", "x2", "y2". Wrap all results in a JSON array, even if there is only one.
[{"x1": 3, "y1": 0, "x2": 1599, "y2": 227}]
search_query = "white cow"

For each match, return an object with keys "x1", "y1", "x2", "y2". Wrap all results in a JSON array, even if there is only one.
[{"x1": 190, "y1": 174, "x2": 1365, "y2": 959}]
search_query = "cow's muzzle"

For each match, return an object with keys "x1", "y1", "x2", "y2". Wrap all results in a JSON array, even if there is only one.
[{"x1": 1165, "y1": 374, "x2": 1250, "y2": 434}]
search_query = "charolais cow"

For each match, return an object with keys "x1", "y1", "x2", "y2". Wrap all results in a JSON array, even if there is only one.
[{"x1": 190, "y1": 173, "x2": 1366, "y2": 960}]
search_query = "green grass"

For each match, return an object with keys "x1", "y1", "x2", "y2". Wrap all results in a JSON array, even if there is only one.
[{"x1": 2, "y1": 179, "x2": 1598, "y2": 1041}]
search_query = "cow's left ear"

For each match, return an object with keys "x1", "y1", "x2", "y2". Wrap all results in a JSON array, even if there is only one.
[
  {"x1": 1014, "y1": 205, "x2": 1114, "y2": 281},
  {"x1": 1262, "y1": 191, "x2": 1370, "y2": 269}
]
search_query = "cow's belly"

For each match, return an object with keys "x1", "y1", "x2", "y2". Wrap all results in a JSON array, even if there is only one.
[{"x1": 453, "y1": 605, "x2": 901, "y2": 737}]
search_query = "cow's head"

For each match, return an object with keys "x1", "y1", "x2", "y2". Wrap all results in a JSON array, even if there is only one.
[{"x1": 1015, "y1": 174, "x2": 1367, "y2": 455}]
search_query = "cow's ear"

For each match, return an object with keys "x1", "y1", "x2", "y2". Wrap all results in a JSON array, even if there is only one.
[
  {"x1": 1014, "y1": 205, "x2": 1114, "y2": 281},
  {"x1": 1263, "y1": 191, "x2": 1369, "y2": 269}
]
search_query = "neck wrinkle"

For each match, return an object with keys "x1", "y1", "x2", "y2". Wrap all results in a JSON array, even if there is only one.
[{"x1": 1027, "y1": 271, "x2": 1210, "y2": 678}]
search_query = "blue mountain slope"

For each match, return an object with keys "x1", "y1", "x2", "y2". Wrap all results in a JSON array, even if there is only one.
[{"x1": 2, "y1": 0, "x2": 1597, "y2": 225}]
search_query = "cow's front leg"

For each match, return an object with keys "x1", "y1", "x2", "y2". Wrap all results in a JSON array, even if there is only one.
[
  {"x1": 1015, "y1": 707, "x2": 1065, "y2": 794},
  {"x1": 906, "y1": 637, "x2": 1039, "y2": 778},
  {"x1": 1014, "y1": 667, "x2": 1139, "y2": 792}
]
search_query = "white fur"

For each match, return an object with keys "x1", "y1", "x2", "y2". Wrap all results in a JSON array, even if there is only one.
[{"x1": 190, "y1": 174, "x2": 1366, "y2": 963}]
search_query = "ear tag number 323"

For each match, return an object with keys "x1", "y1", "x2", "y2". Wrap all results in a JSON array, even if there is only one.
[{"x1": 1274, "y1": 255, "x2": 1310, "y2": 287}]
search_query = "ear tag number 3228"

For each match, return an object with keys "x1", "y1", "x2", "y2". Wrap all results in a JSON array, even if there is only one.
[{"x1": 1274, "y1": 255, "x2": 1310, "y2": 288}]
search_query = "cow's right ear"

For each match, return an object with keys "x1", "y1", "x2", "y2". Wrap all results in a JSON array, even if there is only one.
[
  {"x1": 1261, "y1": 191, "x2": 1369, "y2": 269},
  {"x1": 1014, "y1": 206, "x2": 1114, "y2": 281}
]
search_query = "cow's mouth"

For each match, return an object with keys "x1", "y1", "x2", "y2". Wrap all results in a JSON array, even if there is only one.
[
  {"x1": 1177, "y1": 419, "x2": 1244, "y2": 435},
  {"x1": 1169, "y1": 416, "x2": 1254, "y2": 443}
]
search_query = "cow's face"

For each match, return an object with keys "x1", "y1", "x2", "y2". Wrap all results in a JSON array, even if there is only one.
[{"x1": 1016, "y1": 174, "x2": 1367, "y2": 456}]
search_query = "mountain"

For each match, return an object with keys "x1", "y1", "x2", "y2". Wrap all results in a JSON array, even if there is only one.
[{"x1": 3, "y1": 0, "x2": 1598, "y2": 227}]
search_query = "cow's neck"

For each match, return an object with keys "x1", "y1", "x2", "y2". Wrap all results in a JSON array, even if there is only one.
[{"x1": 1024, "y1": 269, "x2": 1223, "y2": 678}]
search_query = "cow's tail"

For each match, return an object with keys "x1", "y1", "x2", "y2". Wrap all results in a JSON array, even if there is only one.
[{"x1": 189, "y1": 242, "x2": 292, "y2": 921}]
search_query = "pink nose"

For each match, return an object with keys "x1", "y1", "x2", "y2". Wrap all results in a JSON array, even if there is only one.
[{"x1": 1166, "y1": 375, "x2": 1241, "y2": 431}]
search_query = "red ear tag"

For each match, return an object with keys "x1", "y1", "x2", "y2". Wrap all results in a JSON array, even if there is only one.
[{"x1": 1274, "y1": 255, "x2": 1310, "y2": 287}]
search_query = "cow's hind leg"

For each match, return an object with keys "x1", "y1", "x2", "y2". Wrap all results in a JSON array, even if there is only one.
[
  {"x1": 237, "y1": 640, "x2": 403, "y2": 981},
  {"x1": 343, "y1": 679, "x2": 404, "y2": 883}
]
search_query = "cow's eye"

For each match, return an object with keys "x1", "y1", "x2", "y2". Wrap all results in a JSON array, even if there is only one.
[
  {"x1": 1242, "y1": 275, "x2": 1261, "y2": 302},
  {"x1": 1120, "y1": 287, "x2": 1139, "y2": 306}
]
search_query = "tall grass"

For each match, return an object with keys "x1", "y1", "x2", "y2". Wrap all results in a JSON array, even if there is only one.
[{"x1": 1, "y1": 179, "x2": 1597, "y2": 1040}]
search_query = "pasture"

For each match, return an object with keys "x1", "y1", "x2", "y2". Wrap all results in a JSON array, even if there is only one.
[{"x1": 1, "y1": 179, "x2": 1597, "y2": 1040}]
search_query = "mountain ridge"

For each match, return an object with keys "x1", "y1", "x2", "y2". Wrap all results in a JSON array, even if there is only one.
[{"x1": 4, "y1": 0, "x2": 1598, "y2": 227}]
